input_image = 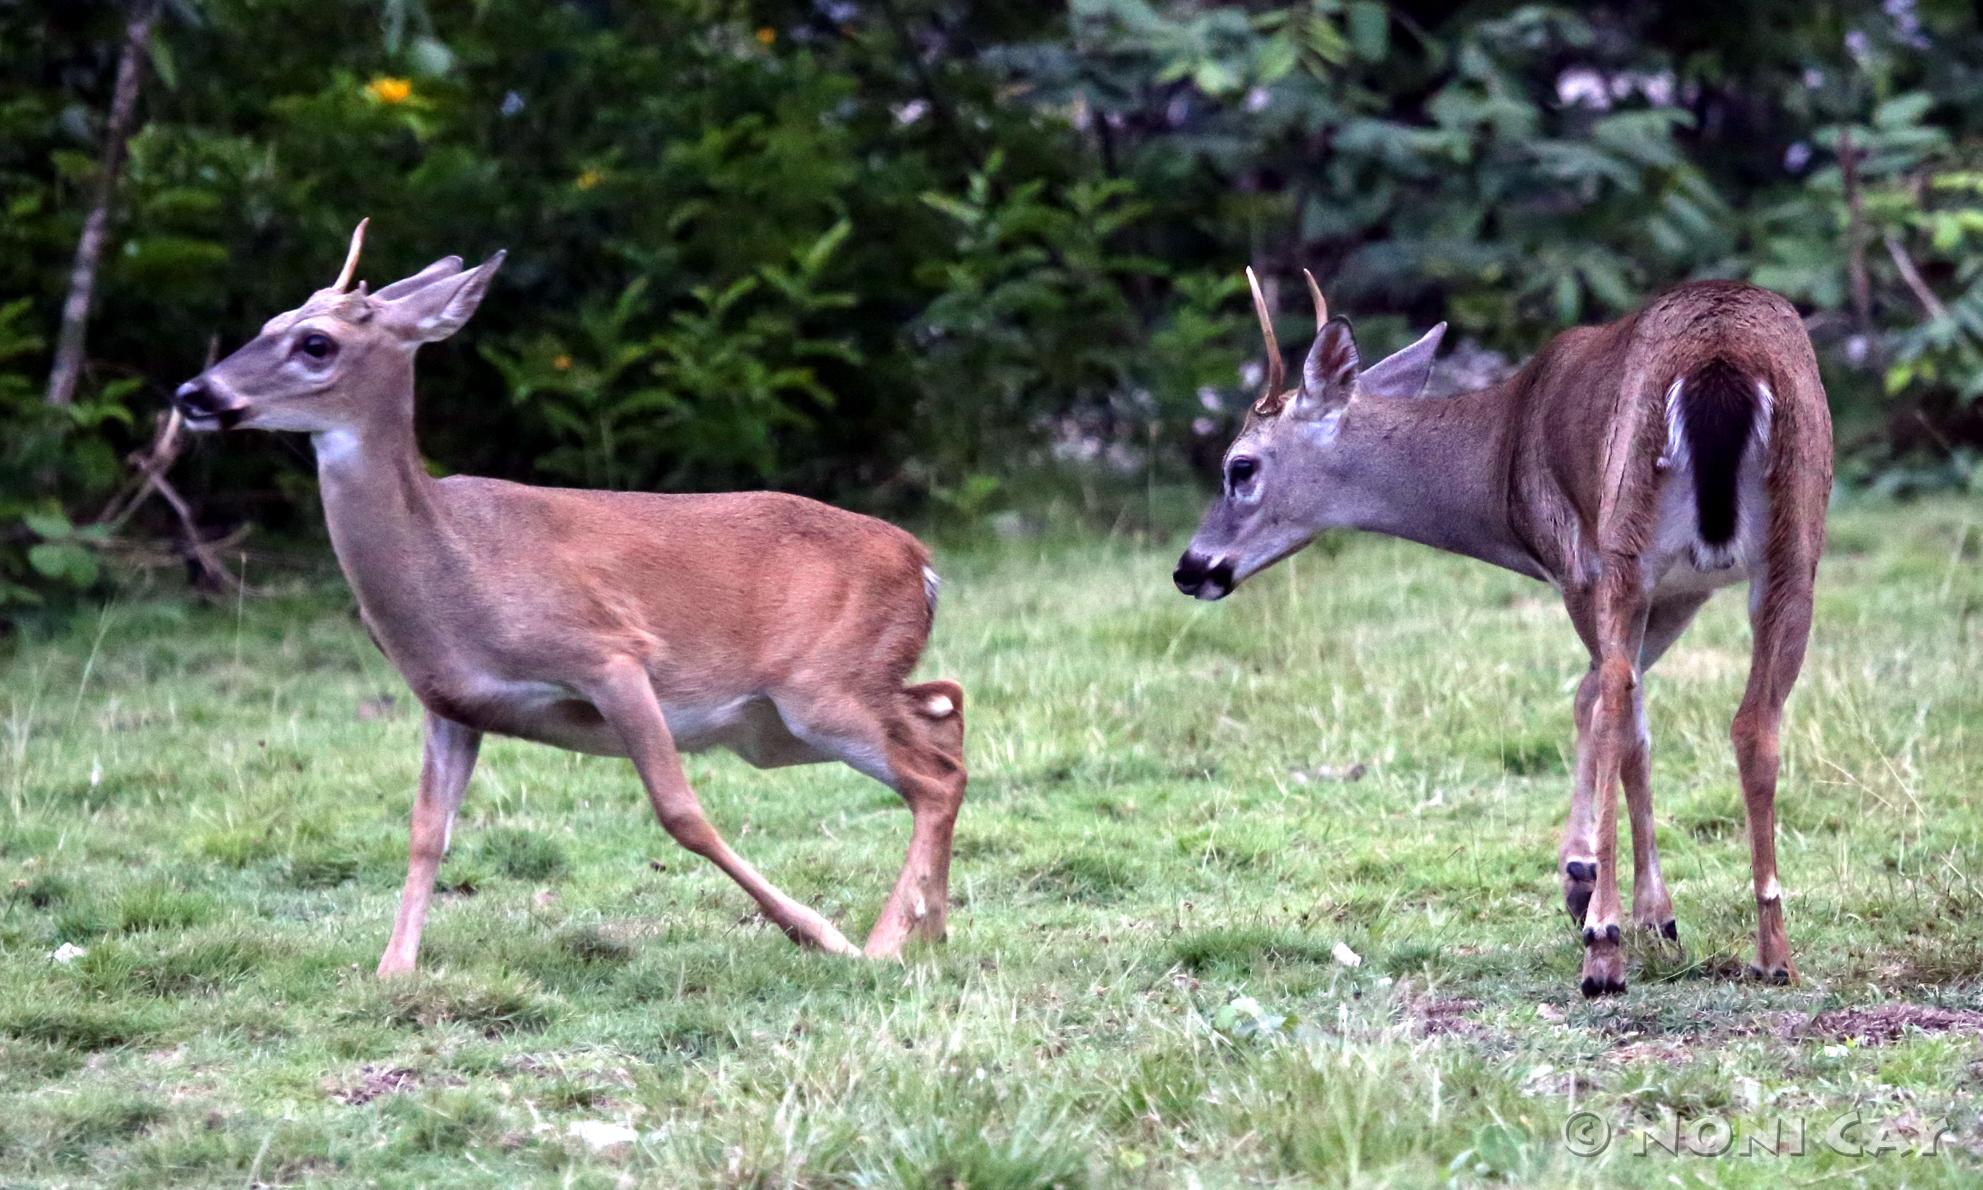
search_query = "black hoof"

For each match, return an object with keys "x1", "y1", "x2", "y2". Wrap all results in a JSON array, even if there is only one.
[
  {"x1": 1580, "y1": 975, "x2": 1627, "y2": 998},
  {"x1": 1746, "y1": 963, "x2": 1791, "y2": 985},
  {"x1": 1581, "y1": 923, "x2": 1621, "y2": 947},
  {"x1": 1660, "y1": 919, "x2": 1679, "y2": 943}
]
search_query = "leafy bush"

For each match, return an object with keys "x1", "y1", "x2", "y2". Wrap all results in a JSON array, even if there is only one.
[{"x1": 4, "y1": 1, "x2": 1982, "y2": 616}]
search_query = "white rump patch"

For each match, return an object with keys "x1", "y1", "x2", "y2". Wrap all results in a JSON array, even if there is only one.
[
  {"x1": 1659, "y1": 374, "x2": 1773, "y2": 475},
  {"x1": 1657, "y1": 376, "x2": 1688, "y2": 472}
]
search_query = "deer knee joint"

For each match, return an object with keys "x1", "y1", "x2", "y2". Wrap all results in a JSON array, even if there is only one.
[
  {"x1": 656, "y1": 810, "x2": 719, "y2": 856},
  {"x1": 1730, "y1": 710, "x2": 1779, "y2": 769}
]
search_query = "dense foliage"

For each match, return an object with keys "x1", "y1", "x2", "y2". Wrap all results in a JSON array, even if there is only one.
[{"x1": 4, "y1": 1, "x2": 1982, "y2": 615}]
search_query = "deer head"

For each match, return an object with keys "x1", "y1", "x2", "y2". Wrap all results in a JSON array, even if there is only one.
[
  {"x1": 173, "y1": 220, "x2": 505, "y2": 435},
  {"x1": 1173, "y1": 269, "x2": 1446, "y2": 599}
]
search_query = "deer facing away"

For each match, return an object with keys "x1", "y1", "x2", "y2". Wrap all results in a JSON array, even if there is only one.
[
  {"x1": 172, "y1": 223, "x2": 967, "y2": 973},
  {"x1": 1175, "y1": 270, "x2": 1831, "y2": 996}
]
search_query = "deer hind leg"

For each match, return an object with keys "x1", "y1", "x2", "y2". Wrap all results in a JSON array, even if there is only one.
[
  {"x1": 591, "y1": 662, "x2": 860, "y2": 957},
  {"x1": 863, "y1": 680, "x2": 967, "y2": 957},
  {"x1": 1563, "y1": 571, "x2": 1650, "y2": 997},
  {"x1": 769, "y1": 679, "x2": 968, "y2": 958},
  {"x1": 378, "y1": 711, "x2": 482, "y2": 978},
  {"x1": 1732, "y1": 569, "x2": 1815, "y2": 984}
]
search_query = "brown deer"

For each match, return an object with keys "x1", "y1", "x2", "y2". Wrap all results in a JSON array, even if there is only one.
[
  {"x1": 172, "y1": 222, "x2": 967, "y2": 975},
  {"x1": 1175, "y1": 269, "x2": 1831, "y2": 996}
]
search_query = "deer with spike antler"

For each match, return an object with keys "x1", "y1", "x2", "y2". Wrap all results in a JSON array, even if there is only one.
[
  {"x1": 1175, "y1": 268, "x2": 1831, "y2": 996},
  {"x1": 173, "y1": 222, "x2": 968, "y2": 973}
]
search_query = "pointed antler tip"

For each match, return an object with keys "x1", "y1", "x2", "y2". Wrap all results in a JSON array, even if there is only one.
[
  {"x1": 1245, "y1": 264, "x2": 1284, "y2": 401},
  {"x1": 333, "y1": 218, "x2": 371, "y2": 292},
  {"x1": 1302, "y1": 268, "x2": 1328, "y2": 329}
]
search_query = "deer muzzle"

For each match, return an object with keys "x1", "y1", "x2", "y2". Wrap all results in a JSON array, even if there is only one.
[
  {"x1": 1173, "y1": 550, "x2": 1234, "y2": 600},
  {"x1": 173, "y1": 376, "x2": 250, "y2": 430}
]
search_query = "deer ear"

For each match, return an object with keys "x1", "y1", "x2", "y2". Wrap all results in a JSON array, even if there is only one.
[
  {"x1": 379, "y1": 250, "x2": 505, "y2": 343},
  {"x1": 1294, "y1": 317, "x2": 1360, "y2": 417},
  {"x1": 1357, "y1": 322, "x2": 1446, "y2": 399},
  {"x1": 373, "y1": 256, "x2": 465, "y2": 301}
]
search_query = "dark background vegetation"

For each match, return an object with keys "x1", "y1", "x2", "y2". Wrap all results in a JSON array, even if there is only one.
[{"x1": 4, "y1": 0, "x2": 1981, "y2": 620}]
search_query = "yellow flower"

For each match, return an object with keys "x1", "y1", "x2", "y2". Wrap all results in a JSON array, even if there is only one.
[
  {"x1": 755, "y1": 26, "x2": 776, "y2": 46},
  {"x1": 365, "y1": 76, "x2": 413, "y2": 105},
  {"x1": 552, "y1": 354, "x2": 573, "y2": 371},
  {"x1": 575, "y1": 168, "x2": 604, "y2": 191}
]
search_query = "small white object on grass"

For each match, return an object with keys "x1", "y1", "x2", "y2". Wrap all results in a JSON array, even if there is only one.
[
  {"x1": 567, "y1": 1120, "x2": 638, "y2": 1151},
  {"x1": 1331, "y1": 941, "x2": 1362, "y2": 968},
  {"x1": 51, "y1": 943, "x2": 87, "y2": 965}
]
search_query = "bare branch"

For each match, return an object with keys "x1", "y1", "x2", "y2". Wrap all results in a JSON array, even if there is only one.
[
  {"x1": 1883, "y1": 233, "x2": 1949, "y2": 322},
  {"x1": 45, "y1": 0, "x2": 162, "y2": 407},
  {"x1": 1838, "y1": 128, "x2": 1874, "y2": 340}
]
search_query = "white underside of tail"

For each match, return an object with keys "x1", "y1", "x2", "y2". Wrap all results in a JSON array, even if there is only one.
[{"x1": 1648, "y1": 376, "x2": 1774, "y2": 598}]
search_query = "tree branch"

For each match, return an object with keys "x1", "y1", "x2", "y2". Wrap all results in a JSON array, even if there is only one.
[
  {"x1": 46, "y1": 0, "x2": 162, "y2": 407},
  {"x1": 1838, "y1": 127, "x2": 1874, "y2": 340},
  {"x1": 1883, "y1": 233, "x2": 1949, "y2": 322}
]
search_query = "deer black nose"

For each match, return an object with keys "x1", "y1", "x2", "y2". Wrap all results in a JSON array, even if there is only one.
[
  {"x1": 1174, "y1": 551, "x2": 1233, "y2": 600},
  {"x1": 173, "y1": 377, "x2": 246, "y2": 428}
]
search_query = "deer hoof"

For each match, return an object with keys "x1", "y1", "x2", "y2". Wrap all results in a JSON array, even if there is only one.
[
  {"x1": 1580, "y1": 941, "x2": 1627, "y2": 997},
  {"x1": 1745, "y1": 962, "x2": 1793, "y2": 985},
  {"x1": 1562, "y1": 860, "x2": 1597, "y2": 924},
  {"x1": 1581, "y1": 972, "x2": 1628, "y2": 998}
]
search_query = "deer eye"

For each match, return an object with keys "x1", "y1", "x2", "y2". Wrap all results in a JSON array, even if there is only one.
[
  {"x1": 297, "y1": 331, "x2": 335, "y2": 360},
  {"x1": 1226, "y1": 456, "x2": 1259, "y2": 490}
]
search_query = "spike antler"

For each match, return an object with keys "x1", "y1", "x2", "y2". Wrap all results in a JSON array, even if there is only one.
[
  {"x1": 1246, "y1": 266, "x2": 1285, "y2": 413},
  {"x1": 332, "y1": 217, "x2": 370, "y2": 292},
  {"x1": 1303, "y1": 269, "x2": 1328, "y2": 329}
]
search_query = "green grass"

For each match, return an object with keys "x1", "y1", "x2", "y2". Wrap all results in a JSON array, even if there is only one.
[{"x1": 2, "y1": 492, "x2": 1980, "y2": 1186}]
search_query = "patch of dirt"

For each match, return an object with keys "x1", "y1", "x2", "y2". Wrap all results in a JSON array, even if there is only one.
[
  {"x1": 1605, "y1": 1039, "x2": 1696, "y2": 1065},
  {"x1": 327, "y1": 1064, "x2": 422, "y2": 1106},
  {"x1": 1801, "y1": 1004, "x2": 1983, "y2": 1045},
  {"x1": 1411, "y1": 997, "x2": 1484, "y2": 1038},
  {"x1": 1577, "y1": 1000, "x2": 1983, "y2": 1059}
]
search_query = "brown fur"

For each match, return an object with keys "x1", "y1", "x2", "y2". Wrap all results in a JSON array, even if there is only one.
[
  {"x1": 1182, "y1": 278, "x2": 1832, "y2": 995},
  {"x1": 175, "y1": 243, "x2": 967, "y2": 973}
]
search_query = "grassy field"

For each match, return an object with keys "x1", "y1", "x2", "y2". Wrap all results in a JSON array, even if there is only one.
[{"x1": 1, "y1": 491, "x2": 1979, "y2": 1187}]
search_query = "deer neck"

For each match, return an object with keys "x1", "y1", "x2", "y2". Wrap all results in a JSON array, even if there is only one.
[
  {"x1": 312, "y1": 395, "x2": 459, "y2": 634},
  {"x1": 1325, "y1": 383, "x2": 1543, "y2": 579}
]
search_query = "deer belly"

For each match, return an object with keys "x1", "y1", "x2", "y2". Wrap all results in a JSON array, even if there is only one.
[
  {"x1": 661, "y1": 695, "x2": 829, "y2": 769},
  {"x1": 420, "y1": 677, "x2": 627, "y2": 756},
  {"x1": 416, "y1": 675, "x2": 824, "y2": 768}
]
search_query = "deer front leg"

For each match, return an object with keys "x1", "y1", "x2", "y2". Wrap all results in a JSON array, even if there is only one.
[
  {"x1": 1564, "y1": 574, "x2": 1650, "y2": 997},
  {"x1": 378, "y1": 711, "x2": 482, "y2": 978},
  {"x1": 1624, "y1": 593, "x2": 1711, "y2": 947},
  {"x1": 1560, "y1": 668, "x2": 1601, "y2": 926},
  {"x1": 1622, "y1": 686, "x2": 1676, "y2": 943},
  {"x1": 590, "y1": 662, "x2": 860, "y2": 957}
]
